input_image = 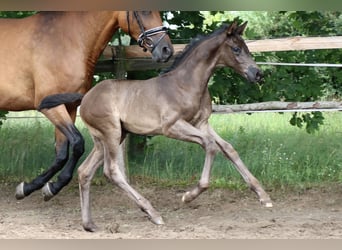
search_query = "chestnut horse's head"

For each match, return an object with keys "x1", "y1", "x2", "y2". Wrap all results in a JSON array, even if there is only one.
[{"x1": 119, "y1": 11, "x2": 174, "y2": 63}]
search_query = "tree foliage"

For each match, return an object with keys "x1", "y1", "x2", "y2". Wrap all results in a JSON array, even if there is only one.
[
  {"x1": 171, "y1": 11, "x2": 342, "y2": 133},
  {"x1": 0, "y1": 11, "x2": 341, "y2": 133}
]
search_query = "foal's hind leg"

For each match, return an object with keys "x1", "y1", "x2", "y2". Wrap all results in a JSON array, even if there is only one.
[
  {"x1": 102, "y1": 125, "x2": 164, "y2": 225},
  {"x1": 117, "y1": 139, "x2": 128, "y2": 182},
  {"x1": 78, "y1": 136, "x2": 104, "y2": 232},
  {"x1": 206, "y1": 126, "x2": 272, "y2": 207}
]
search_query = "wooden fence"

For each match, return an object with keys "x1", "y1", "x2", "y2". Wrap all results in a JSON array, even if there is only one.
[
  {"x1": 93, "y1": 36, "x2": 342, "y2": 113},
  {"x1": 3, "y1": 36, "x2": 342, "y2": 120},
  {"x1": 95, "y1": 36, "x2": 342, "y2": 73}
]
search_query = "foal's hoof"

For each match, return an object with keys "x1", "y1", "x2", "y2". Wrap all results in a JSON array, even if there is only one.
[
  {"x1": 15, "y1": 182, "x2": 26, "y2": 200},
  {"x1": 42, "y1": 182, "x2": 54, "y2": 201},
  {"x1": 181, "y1": 191, "x2": 194, "y2": 203},
  {"x1": 150, "y1": 216, "x2": 165, "y2": 225},
  {"x1": 260, "y1": 198, "x2": 273, "y2": 208},
  {"x1": 83, "y1": 222, "x2": 98, "y2": 232}
]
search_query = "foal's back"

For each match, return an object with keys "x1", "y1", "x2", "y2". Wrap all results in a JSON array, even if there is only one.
[{"x1": 80, "y1": 76, "x2": 180, "y2": 136}]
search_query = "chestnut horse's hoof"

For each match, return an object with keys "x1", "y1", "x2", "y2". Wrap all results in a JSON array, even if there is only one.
[
  {"x1": 15, "y1": 182, "x2": 26, "y2": 200},
  {"x1": 42, "y1": 182, "x2": 54, "y2": 201}
]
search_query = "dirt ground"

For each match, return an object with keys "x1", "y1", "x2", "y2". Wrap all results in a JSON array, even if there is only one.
[{"x1": 1, "y1": 181, "x2": 342, "y2": 239}]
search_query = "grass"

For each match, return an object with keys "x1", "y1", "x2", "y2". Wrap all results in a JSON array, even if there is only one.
[
  {"x1": 129, "y1": 112, "x2": 342, "y2": 189},
  {"x1": 0, "y1": 111, "x2": 93, "y2": 182},
  {"x1": 1, "y1": 111, "x2": 342, "y2": 190}
]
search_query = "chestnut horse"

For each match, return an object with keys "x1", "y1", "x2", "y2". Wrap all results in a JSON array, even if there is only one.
[
  {"x1": 78, "y1": 22, "x2": 272, "y2": 232},
  {"x1": 0, "y1": 11, "x2": 173, "y2": 201}
]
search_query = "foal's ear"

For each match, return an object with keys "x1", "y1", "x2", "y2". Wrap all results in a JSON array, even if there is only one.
[
  {"x1": 226, "y1": 21, "x2": 238, "y2": 35},
  {"x1": 236, "y1": 21, "x2": 248, "y2": 35}
]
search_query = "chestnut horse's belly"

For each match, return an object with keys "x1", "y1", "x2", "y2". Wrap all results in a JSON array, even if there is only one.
[{"x1": 0, "y1": 84, "x2": 35, "y2": 111}]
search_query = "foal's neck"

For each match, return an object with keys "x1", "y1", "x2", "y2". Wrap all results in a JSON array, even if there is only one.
[{"x1": 171, "y1": 33, "x2": 226, "y2": 91}]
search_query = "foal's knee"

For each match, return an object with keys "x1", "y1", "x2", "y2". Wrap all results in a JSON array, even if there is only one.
[
  {"x1": 78, "y1": 169, "x2": 91, "y2": 187},
  {"x1": 205, "y1": 138, "x2": 219, "y2": 154}
]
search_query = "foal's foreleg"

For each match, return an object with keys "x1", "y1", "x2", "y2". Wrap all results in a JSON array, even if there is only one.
[
  {"x1": 165, "y1": 120, "x2": 219, "y2": 203},
  {"x1": 207, "y1": 126, "x2": 272, "y2": 207},
  {"x1": 182, "y1": 148, "x2": 217, "y2": 203}
]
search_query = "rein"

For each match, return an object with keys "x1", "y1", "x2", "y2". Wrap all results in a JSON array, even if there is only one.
[{"x1": 127, "y1": 11, "x2": 168, "y2": 52}]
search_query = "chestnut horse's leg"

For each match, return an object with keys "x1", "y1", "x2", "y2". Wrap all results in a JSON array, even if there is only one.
[
  {"x1": 15, "y1": 128, "x2": 70, "y2": 199},
  {"x1": 40, "y1": 105, "x2": 84, "y2": 201},
  {"x1": 15, "y1": 93, "x2": 84, "y2": 200}
]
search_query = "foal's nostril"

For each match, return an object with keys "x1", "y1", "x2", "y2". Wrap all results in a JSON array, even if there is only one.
[
  {"x1": 256, "y1": 70, "x2": 263, "y2": 82},
  {"x1": 246, "y1": 66, "x2": 263, "y2": 82},
  {"x1": 163, "y1": 46, "x2": 172, "y2": 57}
]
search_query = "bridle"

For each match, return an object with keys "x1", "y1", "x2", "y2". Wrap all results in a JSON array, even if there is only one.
[{"x1": 127, "y1": 11, "x2": 168, "y2": 52}]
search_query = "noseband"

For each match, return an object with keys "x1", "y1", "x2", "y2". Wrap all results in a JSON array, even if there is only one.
[{"x1": 127, "y1": 11, "x2": 168, "y2": 52}]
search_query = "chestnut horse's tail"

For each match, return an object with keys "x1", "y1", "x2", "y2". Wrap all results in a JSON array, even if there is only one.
[{"x1": 37, "y1": 93, "x2": 84, "y2": 111}]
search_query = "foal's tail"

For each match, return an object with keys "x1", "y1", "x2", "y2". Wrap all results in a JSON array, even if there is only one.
[{"x1": 38, "y1": 93, "x2": 84, "y2": 110}]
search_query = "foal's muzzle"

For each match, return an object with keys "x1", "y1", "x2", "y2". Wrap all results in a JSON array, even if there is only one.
[{"x1": 246, "y1": 66, "x2": 263, "y2": 83}]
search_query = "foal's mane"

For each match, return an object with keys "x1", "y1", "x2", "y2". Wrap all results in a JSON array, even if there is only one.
[{"x1": 161, "y1": 24, "x2": 229, "y2": 74}]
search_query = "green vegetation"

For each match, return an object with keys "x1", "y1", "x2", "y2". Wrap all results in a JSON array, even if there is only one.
[
  {"x1": 129, "y1": 112, "x2": 342, "y2": 189},
  {"x1": 1, "y1": 111, "x2": 341, "y2": 190},
  {"x1": 0, "y1": 11, "x2": 341, "y2": 190},
  {"x1": 0, "y1": 112, "x2": 92, "y2": 182},
  {"x1": 1, "y1": 11, "x2": 341, "y2": 132}
]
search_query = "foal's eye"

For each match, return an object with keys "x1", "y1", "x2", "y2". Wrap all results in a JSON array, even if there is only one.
[{"x1": 231, "y1": 46, "x2": 241, "y2": 54}]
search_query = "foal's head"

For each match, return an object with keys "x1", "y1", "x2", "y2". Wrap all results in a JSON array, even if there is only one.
[
  {"x1": 118, "y1": 11, "x2": 174, "y2": 62},
  {"x1": 218, "y1": 22, "x2": 262, "y2": 83}
]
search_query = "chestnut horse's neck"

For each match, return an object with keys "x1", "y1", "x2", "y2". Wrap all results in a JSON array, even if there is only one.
[{"x1": 51, "y1": 11, "x2": 123, "y2": 68}]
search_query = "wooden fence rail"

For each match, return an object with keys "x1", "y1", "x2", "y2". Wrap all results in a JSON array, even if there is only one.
[
  {"x1": 212, "y1": 101, "x2": 342, "y2": 114},
  {"x1": 95, "y1": 36, "x2": 342, "y2": 73},
  {"x1": 92, "y1": 36, "x2": 342, "y2": 114},
  {"x1": 5, "y1": 101, "x2": 342, "y2": 120}
]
